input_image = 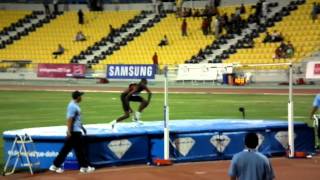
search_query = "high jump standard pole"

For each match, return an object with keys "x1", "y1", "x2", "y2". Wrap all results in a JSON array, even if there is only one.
[
  {"x1": 163, "y1": 65, "x2": 170, "y2": 160},
  {"x1": 153, "y1": 65, "x2": 172, "y2": 166},
  {"x1": 235, "y1": 62, "x2": 294, "y2": 157},
  {"x1": 288, "y1": 62, "x2": 295, "y2": 158}
]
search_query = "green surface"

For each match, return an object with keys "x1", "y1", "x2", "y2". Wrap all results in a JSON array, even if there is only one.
[{"x1": 0, "y1": 91, "x2": 315, "y2": 167}]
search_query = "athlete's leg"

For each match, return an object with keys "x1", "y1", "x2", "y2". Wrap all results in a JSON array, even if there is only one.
[
  {"x1": 138, "y1": 99, "x2": 149, "y2": 112},
  {"x1": 116, "y1": 111, "x2": 130, "y2": 123},
  {"x1": 111, "y1": 94, "x2": 132, "y2": 129}
]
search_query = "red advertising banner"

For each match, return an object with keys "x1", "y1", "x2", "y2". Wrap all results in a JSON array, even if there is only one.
[
  {"x1": 314, "y1": 64, "x2": 320, "y2": 75},
  {"x1": 37, "y1": 64, "x2": 86, "y2": 78}
]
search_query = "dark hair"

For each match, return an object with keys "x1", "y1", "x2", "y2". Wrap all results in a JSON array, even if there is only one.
[
  {"x1": 245, "y1": 132, "x2": 259, "y2": 149},
  {"x1": 141, "y1": 78, "x2": 147, "y2": 83}
]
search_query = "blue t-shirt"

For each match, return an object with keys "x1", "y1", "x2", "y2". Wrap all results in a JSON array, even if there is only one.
[
  {"x1": 66, "y1": 100, "x2": 82, "y2": 133},
  {"x1": 228, "y1": 149, "x2": 275, "y2": 180},
  {"x1": 313, "y1": 94, "x2": 320, "y2": 107}
]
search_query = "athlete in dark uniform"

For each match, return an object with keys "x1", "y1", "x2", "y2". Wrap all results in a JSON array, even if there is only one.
[{"x1": 111, "y1": 78, "x2": 152, "y2": 129}]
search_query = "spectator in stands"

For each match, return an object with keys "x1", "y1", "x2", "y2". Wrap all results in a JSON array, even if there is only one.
[
  {"x1": 158, "y1": 35, "x2": 169, "y2": 47},
  {"x1": 243, "y1": 39, "x2": 254, "y2": 48},
  {"x1": 273, "y1": 46, "x2": 284, "y2": 59},
  {"x1": 78, "y1": 10, "x2": 84, "y2": 25},
  {"x1": 220, "y1": 13, "x2": 228, "y2": 33},
  {"x1": 201, "y1": 18, "x2": 209, "y2": 36},
  {"x1": 43, "y1": 0, "x2": 50, "y2": 15},
  {"x1": 75, "y1": 31, "x2": 86, "y2": 42},
  {"x1": 183, "y1": 8, "x2": 192, "y2": 17},
  {"x1": 193, "y1": 9, "x2": 201, "y2": 18},
  {"x1": 213, "y1": 15, "x2": 220, "y2": 38},
  {"x1": 270, "y1": 30, "x2": 283, "y2": 42},
  {"x1": 214, "y1": 0, "x2": 221, "y2": 8},
  {"x1": 235, "y1": 7, "x2": 241, "y2": 17},
  {"x1": 109, "y1": 25, "x2": 115, "y2": 36},
  {"x1": 228, "y1": 132, "x2": 275, "y2": 180},
  {"x1": 52, "y1": 44, "x2": 65, "y2": 59},
  {"x1": 198, "y1": 48, "x2": 205, "y2": 59},
  {"x1": 181, "y1": 19, "x2": 188, "y2": 36},
  {"x1": 176, "y1": 0, "x2": 184, "y2": 17},
  {"x1": 207, "y1": 16, "x2": 213, "y2": 34},
  {"x1": 240, "y1": 3, "x2": 246, "y2": 14},
  {"x1": 152, "y1": 0, "x2": 158, "y2": 14},
  {"x1": 152, "y1": 52, "x2": 159, "y2": 73},
  {"x1": 311, "y1": 2, "x2": 318, "y2": 22},
  {"x1": 53, "y1": 0, "x2": 59, "y2": 15},
  {"x1": 203, "y1": 5, "x2": 210, "y2": 18},
  {"x1": 286, "y1": 41, "x2": 295, "y2": 58},
  {"x1": 108, "y1": 24, "x2": 116, "y2": 42},
  {"x1": 279, "y1": 41, "x2": 287, "y2": 51},
  {"x1": 263, "y1": 31, "x2": 272, "y2": 43},
  {"x1": 158, "y1": 0, "x2": 164, "y2": 14},
  {"x1": 255, "y1": 0, "x2": 263, "y2": 18},
  {"x1": 262, "y1": 0, "x2": 269, "y2": 17}
]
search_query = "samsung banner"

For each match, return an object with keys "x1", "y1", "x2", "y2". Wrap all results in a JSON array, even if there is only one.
[
  {"x1": 306, "y1": 61, "x2": 320, "y2": 79},
  {"x1": 177, "y1": 64, "x2": 233, "y2": 81},
  {"x1": 107, "y1": 64, "x2": 156, "y2": 79},
  {"x1": 37, "y1": 64, "x2": 86, "y2": 78}
]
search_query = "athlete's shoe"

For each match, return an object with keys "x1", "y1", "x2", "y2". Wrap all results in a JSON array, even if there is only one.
[
  {"x1": 49, "y1": 165, "x2": 64, "y2": 173},
  {"x1": 80, "y1": 166, "x2": 95, "y2": 173},
  {"x1": 110, "y1": 120, "x2": 117, "y2": 129},
  {"x1": 132, "y1": 112, "x2": 143, "y2": 126},
  {"x1": 132, "y1": 111, "x2": 138, "y2": 122},
  {"x1": 135, "y1": 111, "x2": 141, "y2": 121}
]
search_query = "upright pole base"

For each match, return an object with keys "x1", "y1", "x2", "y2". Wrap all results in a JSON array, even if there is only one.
[
  {"x1": 152, "y1": 159, "x2": 173, "y2": 166},
  {"x1": 286, "y1": 151, "x2": 308, "y2": 158}
]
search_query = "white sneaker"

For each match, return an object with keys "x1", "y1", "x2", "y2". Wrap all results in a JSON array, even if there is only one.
[
  {"x1": 110, "y1": 120, "x2": 117, "y2": 129},
  {"x1": 49, "y1": 165, "x2": 64, "y2": 173},
  {"x1": 132, "y1": 111, "x2": 137, "y2": 122},
  {"x1": 135, "y1": 112, "x2": 141, "y2": 121},
  {"x1": 80, "y1": 166, "x2": 95, "y2": 173}
]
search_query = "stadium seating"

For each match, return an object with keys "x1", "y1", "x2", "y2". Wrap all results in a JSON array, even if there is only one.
[
  {"x1": 0, "y1": 11, "x2": 138, "y2": 68},
  {"x1": 92, "y1": 13, "x2": 215, "y2": 71},
  {"x1": 0, "y1": 10, "x2": 31, "y2": 31},
  {"x1": 225, "y1": 0, "x2": 320, "y2": 70},
  {"x1": 92, "y1": 5, "x2": 256, "y2": 71}
]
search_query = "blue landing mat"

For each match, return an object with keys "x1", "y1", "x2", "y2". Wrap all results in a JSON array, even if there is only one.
[{"x1": 2, "y1": 119, "x2": 315, "y2": 169}]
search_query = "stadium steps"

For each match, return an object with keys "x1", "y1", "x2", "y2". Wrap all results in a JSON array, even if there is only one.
[
  {"x1": 183, "y1": 2, "x2": 264, "y2": 64},
  {"x1": 188, "y1": 0, "x2": 288, "y2": 64},
  {"x1": 72, "y1": 11, "x2": 163, "y2": 69},
  {"x1": 92, "y1": 12, "x2": 217, "y2": 71},
  {"x1": 0, "y1": 11, "x2": 62, "y2": 50},
  {"x1": 0, "y1": 10, "x2": 138, "y2": 66},
  {"x1": 223, "y1": 0, "x2": 318, "y2": 70}
]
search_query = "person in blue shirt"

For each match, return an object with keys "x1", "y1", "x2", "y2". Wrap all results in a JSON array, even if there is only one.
[
  {"x1": 310, "y1": 94, "x2": 320, "y2": 119},
  {"x1": 49, "y1": 91, "x2": 95, "y2": 173},
  {"x1": 310, "y1": 94, "x2": 320, "y2": 149},
  {"x1": 228, "y1": 132, "x2": 275, "y2": 180}
]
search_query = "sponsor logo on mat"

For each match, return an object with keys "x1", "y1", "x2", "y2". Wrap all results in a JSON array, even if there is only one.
[
  {"x1": 210, "y1": 135, "x2": 230, "y2": 153},
  {"x1": 275, "y1": 131, "x2": 296, "y2": 149},
  {"x1": 257, "y1": 133, "x2": 265, "y2": 149},
  {"x1": 173, "y1": 137, "x2": 195, "y2": 156},
  {"x1": 108, "y1": 139, "x2": 132, "y2": 159}
]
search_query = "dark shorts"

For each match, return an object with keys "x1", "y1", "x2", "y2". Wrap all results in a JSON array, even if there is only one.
[{"x1": 121, "y1": 93, "x2": 144, "y2": 112}]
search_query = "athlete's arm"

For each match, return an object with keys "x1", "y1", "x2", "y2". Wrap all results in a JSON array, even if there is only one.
[
  {"x1": 310, "y1": 106, "x2": 318, "y2": 119},
  {"x1": 144, "y1": 86, "x2": 152, "y2": 102},
  {"x1": 67, "y1": 117, "x2": 74, "y2": 137},
  {"x1": 125, "y1": 87, "x2": 138, "y2": 100}
]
